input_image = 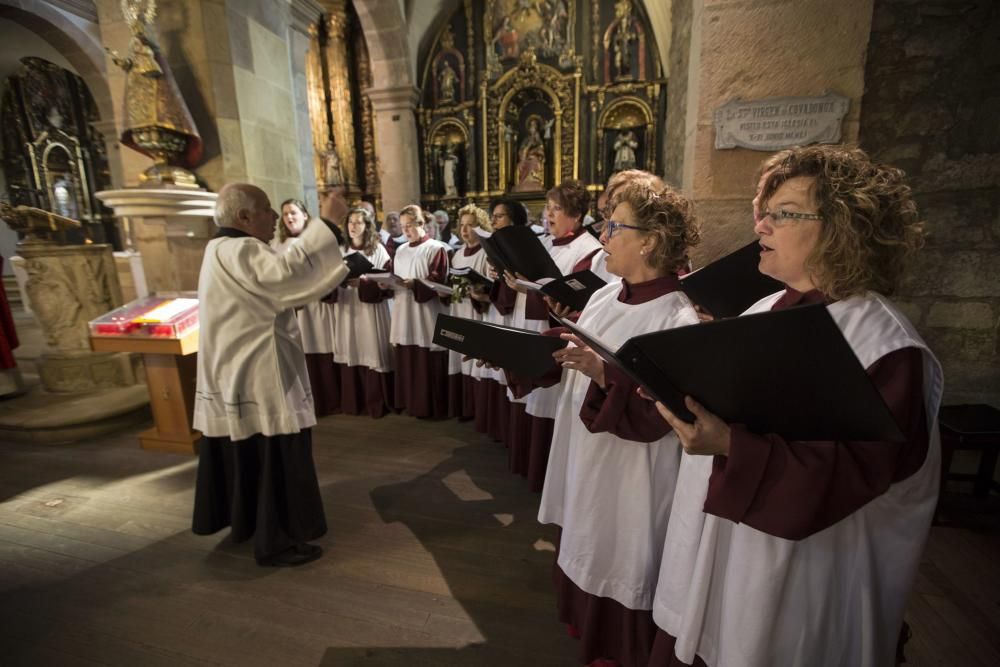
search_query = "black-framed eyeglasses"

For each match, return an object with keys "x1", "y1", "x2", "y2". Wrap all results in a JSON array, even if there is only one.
[
  {"x1": 605, "y1": 221, "x2": 644, "y2": 238},
  {"x1": 759, "y1": 209, "x2": 823, "y2": 226}
]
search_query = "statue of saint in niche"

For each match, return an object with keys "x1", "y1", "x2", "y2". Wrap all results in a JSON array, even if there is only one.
[
  {"x1": 437, "y1": 60, "x2": 458, "y2": 104},
  {"x1": 512, "y1": 116, "x2": 550, "y2": 193},
  {"x1": 613, "y1": 130, "x2": 638, "y2": 172},
  {"x1": 440, "y1": 143, "x2": 460, "y2": 198},
  {"x1": 612, "y1": 3, "x2": 637, "y2": 79},
  {"x1": 322, "y1": 141, "x2": 344, "y2": 187}
]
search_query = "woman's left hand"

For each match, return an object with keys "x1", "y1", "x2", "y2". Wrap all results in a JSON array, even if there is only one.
[
  {"x1": 654, "y1": 396, "x2": 731, "y2": 456},
  {"x1": 554, "y1": 333, "x2": 605, "y2": 387}
]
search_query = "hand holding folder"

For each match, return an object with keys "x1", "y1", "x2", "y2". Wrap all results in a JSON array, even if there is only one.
[{"x1": 556, "y1": 304, "x2": 905, "y2": 442}]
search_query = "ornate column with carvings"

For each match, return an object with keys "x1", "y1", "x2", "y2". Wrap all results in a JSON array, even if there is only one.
[
  {"x1": 366, "y1": 86, "x2": 422, "y2": 211},
  {"x1": 322, "y1": 1, "x2": 360, "y2": 197}
]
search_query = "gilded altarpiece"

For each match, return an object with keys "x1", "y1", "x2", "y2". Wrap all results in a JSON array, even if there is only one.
[
  {"x1": 418, "y1": 0, "x2": 665, "y2": 218},
  {"x1": 1, "y1": 58, "x2": 116, "y2": 246}
]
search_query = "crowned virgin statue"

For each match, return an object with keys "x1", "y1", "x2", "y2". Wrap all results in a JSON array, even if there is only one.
[
  {"x1": 512, "y1": 117, "x2": 547, "y2": 193},
  {"x1": 109, "y1": 0, "x2": 202, "y2": 187}
]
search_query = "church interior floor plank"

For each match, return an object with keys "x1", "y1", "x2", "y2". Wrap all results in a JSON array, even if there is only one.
[{"x1": 0, "y1": 412, "x2": 996, "y2": 666}]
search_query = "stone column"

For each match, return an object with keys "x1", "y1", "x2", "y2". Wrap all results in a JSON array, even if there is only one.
[
  {"x1": 366, "y1": 85, "x2": 422, "y2": 211},
  {"x1": 676, "y1": 0, "x2": 874, "y2": 264}
]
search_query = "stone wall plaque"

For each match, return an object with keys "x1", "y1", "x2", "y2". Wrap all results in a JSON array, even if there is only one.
[{"x1": 713, "y1": 92, "x2": 850, "y2": 151}]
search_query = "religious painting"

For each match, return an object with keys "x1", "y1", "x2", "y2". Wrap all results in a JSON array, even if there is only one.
[
  {"x1": 487, "y1": 0, "x2": 573, "y2": 67},
  {"x1": 503, "y1": 88, "x2": 556, "y2": 193}
]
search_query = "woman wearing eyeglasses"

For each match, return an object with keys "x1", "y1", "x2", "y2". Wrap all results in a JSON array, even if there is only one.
[
  {"x1": 645, "y1": 145, "x2": 942, "y2": 667},
  {"x1": 534, "y1": 179, "x2": 701, "y2": 667},
  {"x1": 385, "y1": 205, "x2": 453, "y2": 418},
  {"x1": 505, "y1": 180, "x2": 604, "y2": 491}
]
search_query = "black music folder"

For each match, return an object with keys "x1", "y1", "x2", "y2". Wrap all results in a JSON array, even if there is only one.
[
  {"x1": 557, "y1": 303, "x2": 905, "y2": 442},
  {"x1": 519, "y1": 270, "x2": 608, "y2": 312},
  {"x1": 344, "y1": 252, "x2": 377, "y2": 279},
  {"x1": 433, "y1": 314, "x2": 567, "y2": 378},
  {"x1": 679, "y1": 241, "x2": 783, "y2": 318},
  {"x1": 476, "y1": 225, "x2": 561, "y2": 281}
]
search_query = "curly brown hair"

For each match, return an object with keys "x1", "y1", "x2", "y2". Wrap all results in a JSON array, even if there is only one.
[
  {"x1": 547, "y1": 179, "x2": 590, "y2": 222},
  {"x1": 758, "y1": 145, "x2": 924, "y2": 299},
  {"x1": 457, "y1": 204, "x2": 492, "y2": 233},
  {"x1": 612, "y1": 181, "x2": 701, "y2": 274},
  {"x1": 603, "y1": 169, "x2": 666, "y2": 218},
  {"x1": 344, "y1": 207, "x2": 380, "y2": 255}
]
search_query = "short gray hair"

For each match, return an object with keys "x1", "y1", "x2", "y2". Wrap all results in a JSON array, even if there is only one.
[
  {"x1": 214, "y1": 185, "x2": 258, "y2": 227},
  {"x1": 433, "y1": 209, "x2": 449, "y2": 223}
]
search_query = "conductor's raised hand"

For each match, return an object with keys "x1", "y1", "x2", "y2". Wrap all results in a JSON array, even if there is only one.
[
  {"x1": 654, "y1": 396, "x2": 731, "y2": 456},
  {"x1": 554, "y1": 333, "x2": 605, "y2": 387}
]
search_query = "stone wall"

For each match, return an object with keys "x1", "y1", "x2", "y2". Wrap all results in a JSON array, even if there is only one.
[
  {"x1": 662, "y1": 0, "x2": 692, "y2": 187},
  {"x1": 859, "y1": 0, "x2": 1000, "y2": 405}
]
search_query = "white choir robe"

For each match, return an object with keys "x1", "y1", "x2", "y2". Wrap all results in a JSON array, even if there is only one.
[
  {"x1": 194, "y1": 221, "x2": 348, "y2": 441},
  {"x1": 271, "y1": 236, "x2": 337, "y2": 356},
  {"x1": 334, "y1": 243, "x2": 394, "y2": 417},
  {"x1": 652, "y1": 291, "x2": 943, "y2": 667},
  {"x1": 388, "y1": 236, "x2": 452, "y2": 417},
  {"x1": 446, "y1": 244, "x2": 493, "y2": 419},
  {"x1": 538, "y1": 282, "x2": 700, "y2": 612}
]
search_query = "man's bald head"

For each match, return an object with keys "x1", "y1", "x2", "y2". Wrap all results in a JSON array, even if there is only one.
[{"x1": 215, "y1": 183, "x2": 277, "y2": 242}]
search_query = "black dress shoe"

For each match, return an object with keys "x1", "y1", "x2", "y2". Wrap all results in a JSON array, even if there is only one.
[{"x1": 257, "y1": 543, "x2": 323, "y2": 567}]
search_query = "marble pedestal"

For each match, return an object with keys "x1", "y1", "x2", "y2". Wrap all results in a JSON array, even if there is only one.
[{"x1": 95, "y1": 188, "x2": 218, "y2": 293}]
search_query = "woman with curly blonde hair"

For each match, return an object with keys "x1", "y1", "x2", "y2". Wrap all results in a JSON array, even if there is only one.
[
  {"x1": 528, "y1": 178, "x2": 702, "y2": 667},
  {"x1": 646, "y1": 145, "x2": 942, "y2": 667},
  {"x1": 445, "y1": 204, "x2": 494, "y2": 418}
]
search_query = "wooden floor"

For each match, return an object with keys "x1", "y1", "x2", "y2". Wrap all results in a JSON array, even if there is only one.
[{"x1": 0, "y1": 412, "x2": 998, "y2": 667}]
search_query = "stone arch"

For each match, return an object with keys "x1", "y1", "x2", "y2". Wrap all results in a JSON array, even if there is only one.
[
  {"x1": 0, "y1": 1, "x2": 113, "y2": 125},
  {"x1": 352, "y1": 0, "x2": 415, "y2": 90}
]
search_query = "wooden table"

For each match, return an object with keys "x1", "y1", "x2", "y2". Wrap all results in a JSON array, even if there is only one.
[{"x1": 91, "y1": 328, "x2": 199, "y2": 455}]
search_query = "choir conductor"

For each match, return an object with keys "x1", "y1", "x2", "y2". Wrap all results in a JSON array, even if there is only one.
[{"x1": 192, "y1": 183, "x2": 348, "y2": 567}]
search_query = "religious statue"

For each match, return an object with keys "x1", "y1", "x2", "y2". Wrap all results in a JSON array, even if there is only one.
[
  {"x1": 322, "y1": 141, "x2": 344, "y2": 187},
  {"x1": 440, "y1": 143, "x2": 460, "y2": 198},
  {"x1": 512, "y1": 117, "x2": 548, "y2": 193},
  {"x1": 437, "y1": 60, "x2": 458, "y2": 104},
  {"x1": 612, "y1": 1, "x2": 637, "y2": 79},
  {"x1": 613, "y1": 130, "x2": 639, "y2": 172},
  {"x1": 107, "y1": 0, "x2": 203, "y2": 188}
]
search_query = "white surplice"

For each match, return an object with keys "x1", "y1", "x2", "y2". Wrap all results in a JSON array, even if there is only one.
[
  {"x1": 194, "y1": 222, "x2": 348, "y2": 440},
  {"x1": 333, "y1": 244, "x2": 393, "y2": 372}
]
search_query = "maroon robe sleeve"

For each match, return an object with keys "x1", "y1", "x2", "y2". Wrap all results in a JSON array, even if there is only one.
[
  {"x1": 357, "y1": 279, "x2": 387, "y2": 303},
  {"x1": 411, "y1": 248, "x2": 450, "y2": 304},
  {"x1": 703, "y1": 346, "x2": 929, "y2": 540},
  {"x1": 579, "y1": 363, "x2": 673, "y2": 441},
  {"x1": 490, "y1": 280, "x2": 516, "y2": 316},
  {"x1": 525, "y1": 290, "x2": 550, "y2": 320},
  {"x1": 504, "y1": 327, "x2": 567, "y2": 398}
]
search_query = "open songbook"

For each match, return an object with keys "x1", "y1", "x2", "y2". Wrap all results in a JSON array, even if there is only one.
[
  {"x1": 363, "y1": 272, "x2": 407, "y2": 289},
  {"x1": 418, "y1": 279, "x2": 454, "y2": 297},
  {"x1": 555, "y1": 304, "x2": 905, "y2": 442},
  {"x1": 679, "y1": 241, "x2": 783, "y2": 318},
  {"x1": 344, "y1": 252, "x2": 383, "y2": 279},
  {"x1": 514, "y1": 269, "x2": 608, "y2": 312},
  {"x1": 432, "y1": 314, "x2": 567, "y2": 378},
  {"x1": 475, "y1": 225, "x2": 561, "y2": 281}
]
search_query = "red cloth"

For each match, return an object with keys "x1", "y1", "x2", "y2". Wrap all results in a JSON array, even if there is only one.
[
  {"x1": 0, "y1": 257, "x2": 19, "y2": 370},
  {"x1": 703, "y1": 288, "x2": 930, "y2": 540}
]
